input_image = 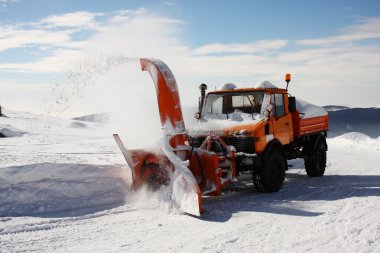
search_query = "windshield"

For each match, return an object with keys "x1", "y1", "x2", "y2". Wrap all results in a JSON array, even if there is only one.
[{"x1": 203, "y1": 91, "x2": 269, "y2": 120}]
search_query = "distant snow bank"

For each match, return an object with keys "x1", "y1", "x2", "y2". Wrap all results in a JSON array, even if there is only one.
[
  {"x1": 335, "y1": 132, "x2": 373, "y2": 142},
  {"x1": 0, "y1": 163, "x2": 130, "y2": 216},
  {"x1": 327, "y1": 107, "x2": 380, "y2": 138},
  {"x1": 0, "y1": 125, "x2": 27, "y2": 137},
  {"x1": 68, "y1": 121, "x2": 88, "y2": 129},
  {"x1": 329, "y1": 132, "x2": 380, "y2": 152},
  {"x1": 72, "y1": 113, "x2": 109, "y2": 123},
  {"x1": 323, "y1": 105, "x2": 350, "y2": 111}
]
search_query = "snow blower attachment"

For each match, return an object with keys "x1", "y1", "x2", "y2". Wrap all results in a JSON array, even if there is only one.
[{"x1": 113, "y1": 58, "x2": 237, "y2": 216}]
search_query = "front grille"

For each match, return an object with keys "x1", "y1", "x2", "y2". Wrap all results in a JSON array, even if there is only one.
[
  {"x1": 191, "y1": 136, "x2": 254, "y2": 154},
  {"x1": 191, "y1": 136, "x2": 255, "y2": 173},
  {"x1": 224, "y1": 137, "x2": 254, "y2": 153}
]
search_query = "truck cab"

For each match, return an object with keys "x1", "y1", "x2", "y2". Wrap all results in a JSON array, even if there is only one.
[
  {"x1": 192, "y1": 84, "x2": 293, "y2": 158},
  {"x1": 190, "y1": 81, "x2": 328, "y2": 193}
]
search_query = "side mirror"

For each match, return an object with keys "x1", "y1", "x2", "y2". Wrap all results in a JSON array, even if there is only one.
[
  {"x1": 288, "y1": 96, "x2": 296, "y2": 113},
  {"x1": 194, "y1": 112, "x2": 201, "y2": 119}
]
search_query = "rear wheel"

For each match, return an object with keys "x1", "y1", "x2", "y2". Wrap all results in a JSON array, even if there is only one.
[
  {"x1": 304, "y1": 137, "x2": 327, "y2": 177},
  {"x1": 253, "y1": 151, "x2": 285, "y2": 193}
]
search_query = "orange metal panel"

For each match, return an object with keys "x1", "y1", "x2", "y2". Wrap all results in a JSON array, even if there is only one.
[{"x1": 298, "y1": 115, "x2": 328, "y2": 136}]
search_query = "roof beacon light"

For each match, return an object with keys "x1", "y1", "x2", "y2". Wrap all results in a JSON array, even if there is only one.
[{"x1": 285, "y1": 73, "x2": 291, "y2": 90}]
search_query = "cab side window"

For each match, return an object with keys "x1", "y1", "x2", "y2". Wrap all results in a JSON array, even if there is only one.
[
  {"x1": 207, "y1": 96, "x2": 223, "y2": 114},
  {"x1": 273, "y1": 94, "x2": 285, "y2": 117}
]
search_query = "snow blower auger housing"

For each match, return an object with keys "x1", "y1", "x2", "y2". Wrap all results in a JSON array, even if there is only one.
[{"x1": 114, "y1": 58, "x2": 329, "y2": 216}]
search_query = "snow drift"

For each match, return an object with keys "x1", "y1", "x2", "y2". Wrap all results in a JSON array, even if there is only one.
[
  {"x1": 0, "y1": 163, "x2": 130, "y2": 216},
  {"x1": 0, "y1": 108, "x2": 379, "y2": 252},
  {"x1": 327, "y1": 107, "x2": 380, "y2": 137},
  {"x1": 0, "y1": 125, "x2": 26, "y2": 138},
  {"x1": 0, "y1": 128, "x2": 24, "y2": 138}
]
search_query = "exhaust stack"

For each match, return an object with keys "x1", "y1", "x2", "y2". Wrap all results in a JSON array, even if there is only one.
[{"x1": 197, "y1": 83, "x2": 207, "y2": 118}]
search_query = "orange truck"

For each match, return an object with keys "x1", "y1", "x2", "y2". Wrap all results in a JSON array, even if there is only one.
[
  {"x1": 114, "y1": 58, "x2": 329, "y2": 216},
  {"x1": 190, "y1": 79, "x2": 329, "y2": 194}
]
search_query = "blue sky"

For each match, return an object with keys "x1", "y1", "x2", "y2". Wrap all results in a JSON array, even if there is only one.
[
  {"x1": 2, "y1": 1, "x2": 379, "y2": 44},
  {"x1": 2, "y1": 0, "x2": 379, "y2": 43},
  {"x1": 1, "y1": 0, "x2": 380, "y2": 114}
]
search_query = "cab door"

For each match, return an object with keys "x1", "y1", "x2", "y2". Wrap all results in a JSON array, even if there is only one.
[{"x1": 272, "y1": 93, "x2": 293, "y2": 144}]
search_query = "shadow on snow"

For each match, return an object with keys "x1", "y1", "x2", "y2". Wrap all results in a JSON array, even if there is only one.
[
  {"x1": 0, "y1": 162, "x2": 130, "y2": 218},
  {"x1": 199, "y1": 172, "x2": 380, "y2": 222},
  {"x1": 1, "y1": 163, "x2": 379, "y2": 222}
]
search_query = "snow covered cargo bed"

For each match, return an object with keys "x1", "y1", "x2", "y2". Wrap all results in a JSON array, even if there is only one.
[
  {"x1": 292, "y1": 114, "x2": 329, "y2": 138},
  {"x1": 291, "y1": 99, "x2": 329, "y2": 138}
]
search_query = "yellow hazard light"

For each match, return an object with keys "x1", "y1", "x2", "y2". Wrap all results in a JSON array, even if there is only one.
[{"x1": 285, "y1": 73, "x2": 291, "y2": 82}]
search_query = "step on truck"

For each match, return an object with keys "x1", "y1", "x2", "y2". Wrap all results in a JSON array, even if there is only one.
[{"x1": 114, "y1": 58, "x2": 329, "y2": 216}]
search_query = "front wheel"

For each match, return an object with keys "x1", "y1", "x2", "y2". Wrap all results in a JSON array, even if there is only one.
[
  {"x1": 253, "y1": 151, "x2": 285, "y2": 193},
  {"x1": 304, "y1": 138, "x2": 327, "y2": 177}
]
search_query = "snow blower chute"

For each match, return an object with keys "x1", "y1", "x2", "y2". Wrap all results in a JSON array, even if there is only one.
[{"x1": 113, "y1": 58, "x2": 237, "y2": 216}]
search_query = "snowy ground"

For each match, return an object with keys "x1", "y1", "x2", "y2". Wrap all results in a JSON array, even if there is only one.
[{"x1": 1, "y1": 109, "x2": 379, "y2": 252}]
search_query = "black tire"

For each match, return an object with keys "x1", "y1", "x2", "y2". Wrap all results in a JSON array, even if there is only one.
[
  {"x1": 253, "y1": 151, "x2": 285, "y2": 193},
  {"x1": 304, "y1": 138, "x2": 327, "y2": 177}
]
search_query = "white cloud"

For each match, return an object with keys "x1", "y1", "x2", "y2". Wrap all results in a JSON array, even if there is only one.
[
  {"x1": 0, "y1": 0, "x2": 18, "y2": 8},
  {"x1": 0, "y1": 49, "x2": 82, "y2": 72},
  {"x1": 108, "y1": 9, "x2": 146, "y2": 24},
  {"x1": 0, "y1": 11, "x2": 105, "y2": 53},
  {"x1": 192, "y1": 40, "x2": 288, "y2": 55},
  {"x1": 297, "y1": 17, "x2": 380, "y2": 46},
  {"x1": 1, "y1": 10, "x2": 380, "y2": 114},
  {"x1": 0, "y1": 27, "x2": 74, "y2": 52},
  {"x1": 40, "y1": 11, "x2": 104, "y2": 28},
  {"x1": 0, "y1": 9, "x2": 183, "y2": 72}
]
